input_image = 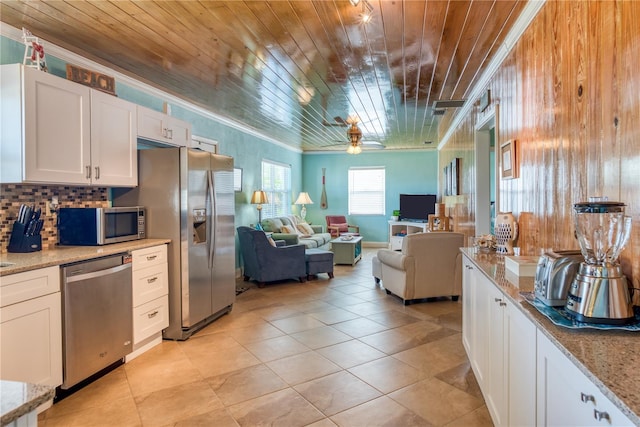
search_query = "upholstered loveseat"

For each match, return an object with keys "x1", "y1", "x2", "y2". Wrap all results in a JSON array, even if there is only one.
[{"x1": 261, "y1": 216, "x2": 332, "y2": 250}]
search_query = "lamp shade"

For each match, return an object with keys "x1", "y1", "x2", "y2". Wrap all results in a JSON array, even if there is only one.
[
  {"x1": 294, "y1": 192, "x2": 313, "y2": 205},
  {"x1": 251, "y1": 190, "x2": 269, "y2": 205}
]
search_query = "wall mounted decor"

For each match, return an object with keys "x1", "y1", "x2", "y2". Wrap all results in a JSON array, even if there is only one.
[
  {"x1": 450, "y1": 158, "x2": 459, "y2": 195},
  {"x1": 480, "y1": 89, "x2": 491, "y2": 112},
  {"x1": 500, "y1": 139, "x2": 518, "y2": 179}
]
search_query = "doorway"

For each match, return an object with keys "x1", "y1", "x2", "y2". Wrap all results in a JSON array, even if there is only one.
[{"x1": 475, "y1": 109, "x2": 497, "y2": 235}]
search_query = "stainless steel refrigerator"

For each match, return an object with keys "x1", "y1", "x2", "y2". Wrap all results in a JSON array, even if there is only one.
[{"x1": 114, "y1": 146, "x2": 235, "y2": 340}]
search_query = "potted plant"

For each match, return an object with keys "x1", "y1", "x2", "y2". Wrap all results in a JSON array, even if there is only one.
[{"x1": 391, "y1": 209, "x2": 400, "y2": 221}]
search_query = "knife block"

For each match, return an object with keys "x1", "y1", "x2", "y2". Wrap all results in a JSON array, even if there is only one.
[{"x1": 7, "y1": 222, "x2": 42, "y2": 253}]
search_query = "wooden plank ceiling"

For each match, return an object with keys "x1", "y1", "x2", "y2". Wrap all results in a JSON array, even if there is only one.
[{"x1": 0, "y1": 0, "x2": 528, "y2": 152}]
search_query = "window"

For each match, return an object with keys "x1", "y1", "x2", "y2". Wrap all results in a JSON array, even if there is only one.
[
  {"x1": 348, "y1": 167, "x2": 385, "y2": 215},
  {"x1": 262, "y1": 160, "x2": 291, "y2": 218}
]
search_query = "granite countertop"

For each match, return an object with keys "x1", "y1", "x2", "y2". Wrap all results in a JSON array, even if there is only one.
[
  {"x1": 0, "y1": 239, "x2": 170, "y2": 276},
  {"x1": 461, "y1": 248, "x2": 640, "y2": 425},
  {"x1": 0, "y1": 380, "x2": 54, "y2": 426}
]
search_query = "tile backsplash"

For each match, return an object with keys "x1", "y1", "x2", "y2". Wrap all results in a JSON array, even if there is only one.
[{"x1": 0, "y1": 184, "x2": 109, "y2": 252}]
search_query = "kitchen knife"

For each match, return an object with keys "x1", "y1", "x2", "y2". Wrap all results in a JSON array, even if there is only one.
[{"x1": 34, "y1": 219, "x2": 44, "y2": 235}]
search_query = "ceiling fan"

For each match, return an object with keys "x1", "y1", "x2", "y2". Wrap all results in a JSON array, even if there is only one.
[{"x1": 324, "y1": 115, "x2": 385, "y2": 153}]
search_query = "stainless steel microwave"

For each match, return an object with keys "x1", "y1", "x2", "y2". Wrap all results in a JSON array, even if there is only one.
[{"x1": 58, "y1": 207, "x2": 145, "y2": 245}]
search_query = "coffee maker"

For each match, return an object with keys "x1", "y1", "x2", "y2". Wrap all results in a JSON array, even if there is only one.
[{"x1": 565, "y1": 199, "x2": 634, "y2": 324}]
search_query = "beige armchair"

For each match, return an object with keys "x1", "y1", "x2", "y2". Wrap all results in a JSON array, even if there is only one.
[{"x1": 373, "y1": 232, "x2": 464, "y2": 305}]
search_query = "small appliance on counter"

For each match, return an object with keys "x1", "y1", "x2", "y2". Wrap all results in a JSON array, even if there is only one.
[
  {"x1": 565, "y1": 199, "x2": 634, "y2": 324},
  {"x1": 57, "y1": 206, "x2": 145, "y2": 246},
  {"x1": 8, "y1": 204, "x2": 43, "y2": 253},
  {"x1": 534, "y1": 250, "x2": 583, "y2": 306}
]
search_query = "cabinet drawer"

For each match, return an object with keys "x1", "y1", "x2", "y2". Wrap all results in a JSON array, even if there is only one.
[
  {"x1": 132, "y1": 264, "x2": 168, "y2": 306},
  {"x1": 133, "y1": 295, "x2": 169, "y2": 343},
  {"x1": 0, "y1": 266, "x2": 60, "y2": 308},
  {"x1": 131, "y1": 245, "x2": 167, "y2": 271}
]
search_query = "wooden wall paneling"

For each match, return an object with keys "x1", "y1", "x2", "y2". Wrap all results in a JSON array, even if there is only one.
[{"x1": 619, "y1": 0, "x2": 640, "y2": 301}]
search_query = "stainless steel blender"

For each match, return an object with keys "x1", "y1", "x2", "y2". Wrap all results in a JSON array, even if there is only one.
[{"x1": 565, "y1": 199, "x2": 634, "y2": 324}]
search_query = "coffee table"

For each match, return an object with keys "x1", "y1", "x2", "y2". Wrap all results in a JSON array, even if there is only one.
[{"x1": 330, "y1": 235, "x2": 363, "y2": 266}]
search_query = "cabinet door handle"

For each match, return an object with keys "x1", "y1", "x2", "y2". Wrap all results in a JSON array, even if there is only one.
[
  {"x1": 465, "y1": 265, "x2": 473, "y2": 270},
  {"x1": 146, "y1": 255, "x2": 157, "y2": 261},
  {"x1": 593, "y1": 409, "x2": 610, "y2": 422},
  {"x1": 499, "y1": 302, "x2": 507, "y2": 307},
  {"x1": 581, "y1": 393, "x2": 596, "y2": 404},
  {"x1": 86, "y1": 165, "x2": 91, "y2": 179},
  {"x1": 494, "y1": 298, "x2": 502, "y2": 302},
  {"x1": 95, "y1": 166, "x2": 100, "y2": 179},
  {"x1": 167, "y1": 128, "x2": 173, "y2": 139},
  {"x1": 147, "y1": 310, "x2": 159, "y2": 319},
  {"x1": 147, "y1": 276, "x2": 158, "y2": 284}
]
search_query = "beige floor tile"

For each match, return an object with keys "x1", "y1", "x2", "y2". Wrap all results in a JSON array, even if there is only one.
[
  {"x1": 328, "y1": 284, "x2": 373, "y2": 295},
  {"x1": 306, "y1": 418, "x2": 338, "y2": 427},
  {"x1": 134, "y1": 380, "x2": 224, "y2": 426},
  {"x1": 243, "y1": 334, "x2": 310, "y2": 362},
  {"x1": 185, "y1": 343, "x2": 262, "y2": 378},
  {"x1": 389, "y1": 377, "x2": 485, "y2": 426},
  {"x1": 204, "y1": 310, "x2": 268, "y2": 333},
  {"x1": 125, "y1": 347, "x2": 204, "y2": 397},
  {"x1": 252, "y1": 304, "x2": 302, "y2": 321},
  {"x1": 331, "y1": 317, "x2": 390, "y2": 338},
  {"x1": 223, "y1": 321, "x2": 285, "y2": 345},
  {"x1": 293, "y1": 300, "x2": 337, "y2": 313},
  {"x1": 42, "y1": 396, "x2": 141, "y2": 427},
  {"x1": 444, "y1": 405, "x2": 493, "y2": 427},
  {"x1": 172, "y1": 407, "x2": 239, "y2": 427},
  {"x1": 392, "y1": 333, "x2": 468, "y2": 377},
  {"x1": 294, "y1": 371, "x2": 382, "y2": 416},
  {"x1": 270, "y1": 314, "x2": 327, "y2": 334},
  {"x1": 348, "y1": 356, "x2": 424, "y2": 394},
  {"x1": 322, "y1": 294, "x2": 368, "y2": 308},
  {"x1": 316, "y1": 339, "x2": 386, "y2": 369},
  {"x1": 291, "y1": 325, "x2": 352, "y2": 349},
  {"x1": 228, "y1": 388, "x2": 325, "y2": 427},
  {"x1": 43, "y1": 367, "x2": 132, "y2": 418},
  {"x1": 330, "y1": 396, "x2": 431, "y2": 427},
  {"x1": 207, "y1": 364, "x2": 288, "y2": 406},
  {"x1": 308, "y1": 308, "x2": 361, "y2": 324},
  {"x1": 436, "y1": 310, "x2": 463, "y2": 332},
  {"x1": 435, "y1": 362, "x2": 483, "y2": 400},
  {"x1": 365, "y1": 310, "x2": 423, "y2": 328},
  {"x1": 267, "y1": 351, "x2": 341, "y2": 385},
  {"x1": 359, "y1": 320, "x2": 457, "y2": 355},
  {"x1": 342, "y1": 301, "x2": 391, "y2": 316}
]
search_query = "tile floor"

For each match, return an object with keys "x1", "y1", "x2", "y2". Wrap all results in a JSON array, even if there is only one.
[{"x1": 39, "y1": 248, "x2": 492, "y2": 426}]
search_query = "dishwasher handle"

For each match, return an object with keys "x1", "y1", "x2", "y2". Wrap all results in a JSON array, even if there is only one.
[{"x1": 65, "y1": 263, "x2": 131, "y2": 283}]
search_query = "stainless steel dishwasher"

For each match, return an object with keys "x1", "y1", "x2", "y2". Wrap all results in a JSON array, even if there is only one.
[{"x1": 61, "y1": 253, "x2": 133, "y2": 389}]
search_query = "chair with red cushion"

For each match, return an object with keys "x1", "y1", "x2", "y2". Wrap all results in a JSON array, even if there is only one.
[{"x1": 325, "y1": 215, "x2": 360, "y2": 238}]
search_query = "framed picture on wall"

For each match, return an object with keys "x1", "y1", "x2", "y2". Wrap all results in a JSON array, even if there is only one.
[
  {"x1": 500, "y1": 139, "x2": 518, "y2": 179},
  {"x1": 450, "y1": 158, "x2": 459, "y2": 195},
  {"x1": 444, "y1": 164, "x2": 451, "y2": 196}
]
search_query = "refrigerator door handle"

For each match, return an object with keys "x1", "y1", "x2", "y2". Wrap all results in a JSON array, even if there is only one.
[{"x1": 207, "y1": 169, "x2": 216, "y2": 269}]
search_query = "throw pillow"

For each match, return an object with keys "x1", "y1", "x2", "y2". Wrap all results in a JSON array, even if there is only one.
[
  {"x1": 281, "y1": 225, "x2": 294, "y2": 234},
  {"x1": 297, "y1": 222, "x2": 315, "y2": 235}
]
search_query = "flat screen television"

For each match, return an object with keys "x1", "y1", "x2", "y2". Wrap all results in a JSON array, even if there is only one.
[{"x1": 399, "y1": 194, "x2": 437, "y2": 222}]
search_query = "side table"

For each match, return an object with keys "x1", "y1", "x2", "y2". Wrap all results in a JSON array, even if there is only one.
[{"x1": 330, "y1": 236, "x2": 363, "y2": 266}]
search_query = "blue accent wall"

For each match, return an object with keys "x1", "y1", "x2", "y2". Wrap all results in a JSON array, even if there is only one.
[{"x1": 302, "y1": 151, "x2": 439, "y2": 243}]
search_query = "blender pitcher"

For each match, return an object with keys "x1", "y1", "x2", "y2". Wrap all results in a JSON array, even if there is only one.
[{"x1": 565, "y1": 200, "x2": 634, "y2": 324}]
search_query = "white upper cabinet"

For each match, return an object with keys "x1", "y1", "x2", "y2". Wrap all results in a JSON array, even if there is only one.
[
  {"x1": 0, "y1": 64, "x2": 137, "y2": 186},
  {"x1": 137, "y1": 105, "x2": 191, "y2": 147},
  {"x1": 90, "y1": 90, "x2": 137, "y2": 186}
]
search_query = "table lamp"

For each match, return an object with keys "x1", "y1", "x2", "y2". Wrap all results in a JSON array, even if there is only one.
[
  {"x1": 294, "y1": 192, "x2": 313, "y2": 221},
  {"x1": 251, "y1": 190, "x2": 269, "y2": 224}
]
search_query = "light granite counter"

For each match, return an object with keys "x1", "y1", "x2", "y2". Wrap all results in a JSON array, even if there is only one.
[
  {"x1": 0, "y1": 380, "x2": 54, "y2": 426},
  {"x1": 0, "y1": 239, "x2": 170, "y2": 276},
  {"x1": 461, "y1": 248, "x2": 640, "y2": 425}
]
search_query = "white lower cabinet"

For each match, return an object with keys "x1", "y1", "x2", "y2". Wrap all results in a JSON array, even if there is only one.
[
  {"x1": 463, "y1": 254, "x2": 536, "y2": 426},
  {"x1": 0, "y1": 266, "x2": 62, "y2": 389},
  {"x1": 536, "y1": 330, "x2": 633, "y2": 426},
  {"x1": 127, "y1": 244, "x2": 169, "y2": 360}
]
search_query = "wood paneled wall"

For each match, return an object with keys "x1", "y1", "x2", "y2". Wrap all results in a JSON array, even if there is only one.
[{"x1": 439, "y1": 0, "x2": 640, "y2": 293}]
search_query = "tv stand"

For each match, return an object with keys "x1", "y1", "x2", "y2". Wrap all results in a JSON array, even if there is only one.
[{"x1": 388, "y1": 220, "x2": 429, "y2": 250}]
